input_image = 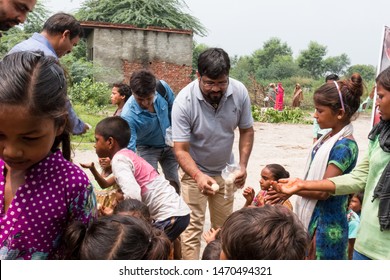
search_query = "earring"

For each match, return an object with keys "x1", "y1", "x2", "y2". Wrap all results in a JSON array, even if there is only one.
[{"x1": 337, "y1": 116, "x2": 342, "y2": 119}]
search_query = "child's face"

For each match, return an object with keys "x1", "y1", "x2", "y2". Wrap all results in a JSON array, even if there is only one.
[
  {"x1": 94, "y1": 133, "x2": 112, "y2": 159},
  {"x1": 313, "y1": 104, "x2": 340, "y2": 130},
  {"x1": 259, "y1": 167, "x2": 274, "y2": 190},
  {"x1": 0, "y1": 105, "x2": 64, "y2": 171},
  {"x1": 99, "y1": 157, "x2": 111, "y2": 169},
  {"x1": 349, "y1": 195, "x2": 362, "y2": 213},
  {"x1": 111, "y1": 87, "x2": 124, "y2": 106}
]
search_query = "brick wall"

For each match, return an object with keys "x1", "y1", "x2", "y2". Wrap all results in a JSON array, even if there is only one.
[
  {"x1": 81, "y1": 22, "x2": 193, "y2": 95},
  {"x1": 122, "y1": 60, "x2": 193, "y2": 94}
]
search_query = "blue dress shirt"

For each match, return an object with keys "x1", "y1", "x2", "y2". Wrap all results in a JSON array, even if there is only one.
[{"x1": 121, "y1": 80, "x2": 174, "y2": 151}]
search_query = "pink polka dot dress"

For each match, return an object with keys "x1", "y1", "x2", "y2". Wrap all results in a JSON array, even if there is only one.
[{"x1": 0, "y1": 150, "x2": 97, "y2": 259}]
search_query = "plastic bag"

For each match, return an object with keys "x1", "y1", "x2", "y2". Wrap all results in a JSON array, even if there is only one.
[
  {"x1": 165, "y1": 126, "x2": 173, "y2": 147},
  {"x1": 221, "y1": 163, "x2": 240, "y2": 199}
]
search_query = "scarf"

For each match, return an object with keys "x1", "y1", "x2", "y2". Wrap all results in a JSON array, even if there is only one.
[
  {"x1": 368, "y1": 120, "x2": 390, "y2": 231},
  {"x1": 295, "y1": 123, "x2": 354, "y2": 229}
]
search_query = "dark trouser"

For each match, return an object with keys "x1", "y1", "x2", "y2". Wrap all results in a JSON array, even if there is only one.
[
  {"x1": 137, "y1": 145, "x2": 181, "y2": 194},
  {"x1": 153, "y1": 214, "x2": 190, "y2": 241}
]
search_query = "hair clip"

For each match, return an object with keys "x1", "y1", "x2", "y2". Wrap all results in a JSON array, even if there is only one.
[{"x1": 333, "y1": 81, "x2": 345, "y2": 112}]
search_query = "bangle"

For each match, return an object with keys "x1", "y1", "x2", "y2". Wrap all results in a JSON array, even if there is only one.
[{"x1": 192, "y1": 170, "x2": 201, "y2": 180}]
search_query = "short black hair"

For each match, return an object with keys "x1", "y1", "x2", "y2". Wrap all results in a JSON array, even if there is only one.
[
  {"x1": 113, "y1": 82, "x2": 132, "y2": 102},
  {"x1": 129, "y1": 69, "x2": 156, "y2": 98},
  {"x1": 43, "y1": 12, "x2": 83, "y2": 40},
  {"x1": 197, "y1": 48, "x2": 230, "y2": 79},
  {"x1": 95, "y1": 117, "x2": 130, "y2": 148},
  {"x1": 325, "y1": 74, "x2": 339, "y2": 82}
]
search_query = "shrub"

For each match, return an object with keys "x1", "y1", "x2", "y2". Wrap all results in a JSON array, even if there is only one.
[
  {"x1": 69, "y1": 78, "x2": 110, "y2": 113},
  {"x1": 252, "y1": 105, "x2": 312, "y2": 124}
]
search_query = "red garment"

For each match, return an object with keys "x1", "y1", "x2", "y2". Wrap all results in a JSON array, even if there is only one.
[{"x1": 274, "y1": 82, "x2": 284, "y2": 111}]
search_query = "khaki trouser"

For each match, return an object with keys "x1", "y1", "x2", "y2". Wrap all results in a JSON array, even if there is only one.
[{"x1": 180, "y1": 172, "x2": 233, "y2": 260}]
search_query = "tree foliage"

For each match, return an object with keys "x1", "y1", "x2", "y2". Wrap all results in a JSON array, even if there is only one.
[
  {"x1": 323, "y1": 53, "x2": 350, "y2": 76},
  {"x1": 346, "y1": 64, "x2": 376, "y2": 81},
  {"x1": 297, "y1": 41, "x2": 327, "y2": 79},
  {"x1": 76, "y1": 0, "x2": 207, "y2": 36},
  {"x1": 23, "y1": 0, "x2": 50, "y2": 34},
  {"x1": 192, "y1": 42, "x2": 209, "y2": 74},
  {"x1": 252, "y1": 37, "x2": 293, "y2": 68}
]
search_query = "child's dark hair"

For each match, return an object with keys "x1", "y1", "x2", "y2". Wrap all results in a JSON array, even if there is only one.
[
  {"x1": 129, "y1": 69, "x2": 156, "y2": 98},
  {"x1": 325, "y1": 73, "x2": 339, "y2": 82},
  {"x1": 265, "y1": 164, "x2": 290, "y2": 180},
  {"x1": 95, "y1": 116, "x2": 130, "y2": 148},
  {"x1": 114, "y1": 198, "x2": 151, "y2": 222},
  {"x1": 202, "y1": 239, "x2": 222, "y2": 260},
  {"x1": 113, "y1": 82, "x2": 132, "y2": 102},
  {"x1": 63, "y1": 214, "x2": 171, "y2": 260},
  {"x1": 376, "y1": 65, "x2": 390, "y2": 91},
  {"x1": 354, "y1": 191, "x2": 364, "y2": 205},
  {"x1": 314, "y1": 73, "x2": 364, "y2": 121},
  {"x1": 0, "y1": 51, "x2": 71, "y2": 159},
  {"x1": 220, "y1": 205, "x2": 309, "y2": 260}
]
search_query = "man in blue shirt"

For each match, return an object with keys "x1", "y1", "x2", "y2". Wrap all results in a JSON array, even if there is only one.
[
  {"x1": 8, "y1": 12, "x2": 89, "y2": 135},
  {"x1": 121, "y1": 69, "x2": 180, "y2": 193}
]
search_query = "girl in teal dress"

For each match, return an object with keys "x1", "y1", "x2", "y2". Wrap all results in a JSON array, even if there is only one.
[{"x1": 293, "y1": 74, "x2": 363, "y2": 259}]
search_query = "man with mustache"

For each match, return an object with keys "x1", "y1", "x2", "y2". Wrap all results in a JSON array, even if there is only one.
[
  {"x1": 172, "y1": 48, "x2": 254, "y2": 260},
  {"x1": 0, "y1": 0, "x2": 36, "y2": 31}
]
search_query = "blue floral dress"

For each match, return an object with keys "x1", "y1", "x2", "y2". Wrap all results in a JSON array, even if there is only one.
[{"x1": 308, "y1": 138, "x2": 358, "y2": 260}]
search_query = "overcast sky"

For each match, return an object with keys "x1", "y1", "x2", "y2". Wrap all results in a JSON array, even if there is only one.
[{"x1": 44, "y1": 0, "x2": 390, "y2": 66}]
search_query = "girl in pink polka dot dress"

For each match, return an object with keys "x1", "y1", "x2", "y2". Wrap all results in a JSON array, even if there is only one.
[{"x1": 0, "y1": 52, "x2": 98, "y2": 260}]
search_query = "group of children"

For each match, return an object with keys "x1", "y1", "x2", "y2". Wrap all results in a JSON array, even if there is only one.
[{"x1": 0, "y1": 51, "x2": 386, "y2": 260}]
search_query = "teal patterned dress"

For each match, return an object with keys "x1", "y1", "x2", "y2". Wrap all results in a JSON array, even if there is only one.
[{"x1": 309, "y1": 138, "x2": 358, "y2": 260}]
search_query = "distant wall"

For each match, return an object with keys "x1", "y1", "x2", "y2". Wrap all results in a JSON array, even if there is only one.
[{"x1": 83, "y1": 24, "x2": 193, "y2": 94}]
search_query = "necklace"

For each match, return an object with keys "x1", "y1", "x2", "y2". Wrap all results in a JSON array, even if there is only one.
[{"x1": 312, "y1": 133, "x2": 333, "y2": 155}]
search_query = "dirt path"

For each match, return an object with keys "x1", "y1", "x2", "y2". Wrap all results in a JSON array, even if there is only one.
[{"x1": 72, "y1": 113, "x2": 373, "y2": 256}]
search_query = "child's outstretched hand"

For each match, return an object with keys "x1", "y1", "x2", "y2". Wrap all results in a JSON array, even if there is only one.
[
  {"x1": 274, "y1": 178, "x2": 303, "y2": 195},
  {"x1": 264, "y1": 181, "x2": 291, "y2": 205},
  {"x1": 80, "y1": 162, "x2": 94, "y2": 169},
  {"x1": 202, "y1": 227, "x2": 221, "y2": 244},
  {"x1": 242, "y1": 186, "x2": 255, "y2": 206},
  {"x1": 99, "y1": 205, "x2": 114, "y2": 216}
]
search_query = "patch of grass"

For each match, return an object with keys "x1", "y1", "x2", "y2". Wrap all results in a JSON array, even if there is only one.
[{"x1": 70, "y1": 105, "x2": 116, "y2": 149}]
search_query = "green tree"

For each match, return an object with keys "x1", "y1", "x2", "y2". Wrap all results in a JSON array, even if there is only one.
[
  {"x1": 297, "y1": 41, "x2": 327, "y2": 79},
  {"x1": 252, "y1": 37, "x2": 293, "y2": 68},
  {"x1": 346, "y1": 64, "x2": 376, "y2": 81},
  {"x1": 76, "y1": 0, "x2": 207, "y2": 36},
  {"x1": 230, "y1": 55, "x2": 253, "y2": 85},
  {"x1": 256, "y1": 55, "x2": 303, "y2": 80},
  {"x1": 323, "y1": 53, "x2": 351, "y2": 76},
  {"x1": 192, "y1": 42, "x2": 209, "y2": 74},
  {"x1": 23, "y1": 0, "x2": 50, "y2": 33}
]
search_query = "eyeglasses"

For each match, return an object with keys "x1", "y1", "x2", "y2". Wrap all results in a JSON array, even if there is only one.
[{"x1": 200, "y1": 77, "x2": 229, "y2": 90}]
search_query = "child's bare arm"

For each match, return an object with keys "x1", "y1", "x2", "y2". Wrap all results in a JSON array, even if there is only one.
[
  {"x1": 80, "y1": 162, "x2": 115, "y2": 189},
  {"x1": 242, "y1": 186, "x2": 255, "y2": 207}
]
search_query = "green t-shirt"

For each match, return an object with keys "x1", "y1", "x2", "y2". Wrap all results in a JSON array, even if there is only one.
[{"x1": 330, "y1": 136, "x2": 390, "y2": 259}]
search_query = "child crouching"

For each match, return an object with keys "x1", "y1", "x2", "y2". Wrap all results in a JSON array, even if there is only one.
[{"x1": 93, "y1": 116, "x2": 190, "y2": 242}]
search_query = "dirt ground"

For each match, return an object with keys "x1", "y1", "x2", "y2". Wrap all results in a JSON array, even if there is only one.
[{"x1": 72, "y1": 112, "x2": 373, "y2": 256}]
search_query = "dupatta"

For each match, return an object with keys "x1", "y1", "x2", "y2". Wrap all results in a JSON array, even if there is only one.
[{"x1": 295, "y1": 123, "x2": 354, "y2": 229}]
